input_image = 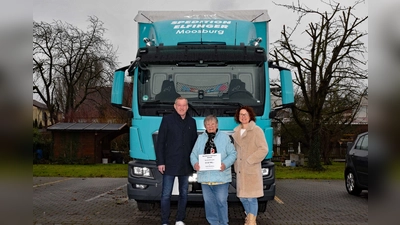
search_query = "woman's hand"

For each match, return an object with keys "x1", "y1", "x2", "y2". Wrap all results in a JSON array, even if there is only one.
[
  {"x1": 220, "y1": 163, "x2": 226, "y2": 171},
  {"x1": 194, "y1": 162, "x2": 200, "y2": 171}
]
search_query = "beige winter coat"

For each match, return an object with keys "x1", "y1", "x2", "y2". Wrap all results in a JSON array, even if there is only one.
[{"x1": 232, "y1": 121, "x2": 268, "y2": 198}]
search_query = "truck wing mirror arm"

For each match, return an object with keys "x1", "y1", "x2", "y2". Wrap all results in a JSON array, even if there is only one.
[
  {"x1": 269, "y1": 103, "x2": 294, "y2": 119},
  {"x1": 111, "y1": 104, "x2": 133, "y2": 117},
  {"x1": 127, "y1": 57, "x2": 141, "y2": 76},
  {"x1": 111, "y1": 103, "x2": 131, "y2": 112}
]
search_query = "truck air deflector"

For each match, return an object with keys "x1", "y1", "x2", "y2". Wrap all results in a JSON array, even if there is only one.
[
  {"x1": 134, "y1": 10, "x2": 271, "y2": 23},
  {"x1": 130, "y1": 126, "x2": 153, "y2": 160},
  {"x1": 264, "y1": 127, "x2": 274, "y2": 159}
]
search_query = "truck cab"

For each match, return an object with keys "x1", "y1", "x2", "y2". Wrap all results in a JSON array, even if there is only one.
[{"x1": 111, "y1": 10, "x2": 294, "y2": 212}]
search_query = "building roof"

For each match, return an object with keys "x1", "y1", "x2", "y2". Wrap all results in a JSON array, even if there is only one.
[
  {"x1": 33, "y1": 99, "x2": 47, "y2": 109},
  {"x1": 47, "y1": 123, "x2": 127, "y2": 131}
]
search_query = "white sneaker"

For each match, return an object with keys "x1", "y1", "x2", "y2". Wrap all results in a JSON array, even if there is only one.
[{"x1": 175, "y1": 221, "x2": 185, "y2": 225}]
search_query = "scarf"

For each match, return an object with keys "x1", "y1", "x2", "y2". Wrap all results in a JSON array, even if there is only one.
[{"x1": 204, "y1": 130, "x2": 218, "y2": 154}]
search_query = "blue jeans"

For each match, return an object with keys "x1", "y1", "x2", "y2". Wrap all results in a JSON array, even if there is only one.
[
  {"x1": 161, "y1": 175, "x2": 189, "y2": 224},
  {"x1": 201, "y1": 183, "x2": 229, "y2": 225},
  {"x1": 239, "y1": 197, "x2": 258, "y2": 216}
]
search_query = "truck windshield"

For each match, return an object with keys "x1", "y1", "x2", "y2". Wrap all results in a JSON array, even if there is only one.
[{"x1": 137, "y1": 63, "x2": 265, "y2": 117}]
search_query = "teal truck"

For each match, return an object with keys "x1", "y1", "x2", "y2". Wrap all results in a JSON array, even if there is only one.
[{"x1": 111, "y1": 10, "x2": 294, "y2": 212}]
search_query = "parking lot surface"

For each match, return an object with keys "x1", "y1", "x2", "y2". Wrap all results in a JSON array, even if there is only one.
[{"x1": 33, "y1": 177, "x2": 368, "y2": 225}]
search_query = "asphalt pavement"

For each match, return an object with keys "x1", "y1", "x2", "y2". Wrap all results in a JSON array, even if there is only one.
[{"x1": 33, "y1": 177, "x2": 368, "y2": 225}]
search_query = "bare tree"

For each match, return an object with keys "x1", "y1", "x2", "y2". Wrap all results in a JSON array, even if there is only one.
[
  {"x1": 33, "y1": 16, "x2": 117, "y2": 123},
  {"x1": 271, "y1": 1, "x2": 368, "y2": 170}
]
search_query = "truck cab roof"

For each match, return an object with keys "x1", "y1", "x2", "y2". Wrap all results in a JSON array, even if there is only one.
[{"x1": 134, "y1": 10, "x2": 271, "y2": 23}]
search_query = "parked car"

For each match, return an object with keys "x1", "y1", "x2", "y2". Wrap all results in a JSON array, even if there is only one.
[{"x1": 344, "y1": 132, "x2": 368, "y2": 195}]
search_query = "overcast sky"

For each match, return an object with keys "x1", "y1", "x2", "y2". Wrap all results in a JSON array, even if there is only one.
[{"x1": 33, "y1": 0, "x2": 368, "y2": 67}]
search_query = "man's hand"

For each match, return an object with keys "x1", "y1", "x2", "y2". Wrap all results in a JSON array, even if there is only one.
[{"x1": 158, "y1": 165, "x2": 165, "y2": 174}]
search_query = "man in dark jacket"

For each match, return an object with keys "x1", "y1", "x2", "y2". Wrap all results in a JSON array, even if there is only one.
[{"x1": 156, "y1": 97, "x2": 198, "y2": 225}]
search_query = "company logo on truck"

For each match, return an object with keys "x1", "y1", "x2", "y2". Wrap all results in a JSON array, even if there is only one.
[{"x1": 172, "y1": 20, "x2": 231, "y2": 35}]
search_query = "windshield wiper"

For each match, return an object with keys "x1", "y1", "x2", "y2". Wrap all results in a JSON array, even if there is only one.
[{"x1": 187, "y1": 102, "x2": 200, "y2": 116}]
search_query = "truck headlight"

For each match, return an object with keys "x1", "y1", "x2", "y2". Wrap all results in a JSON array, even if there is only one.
[
  {"x1": 133, "y1": 166, "x2": 153, "y2": 178},
  {"x1": 261, "y1": 168, "x2": 269, "y2": 176},
  {"x1": 188, "y1": 173, "x2": 197, "y2": 182}
]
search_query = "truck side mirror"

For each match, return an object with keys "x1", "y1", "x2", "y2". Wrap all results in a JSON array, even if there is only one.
[{"x1": 280, "y1": 69, "x2": 294, "y2": 105}]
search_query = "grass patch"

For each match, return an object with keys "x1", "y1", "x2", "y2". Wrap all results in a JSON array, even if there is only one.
[
  {"x1": 276, "y1": 161, "x2": 345, "y2": 179},
  {"x1": 33, "y1": 164, "x2": 128, "y2": 178},
  {"x1": 34, "y1": 162, "x2": 346, "y2": 179}
]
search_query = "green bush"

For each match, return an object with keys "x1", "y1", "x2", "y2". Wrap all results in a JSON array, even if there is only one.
[{"x1": 33, "y1": 128, "x2": 52, "y2": 163}]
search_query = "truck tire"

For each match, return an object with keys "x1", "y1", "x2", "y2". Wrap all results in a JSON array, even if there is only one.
[
  {"x1": 136, "y1": 201, "x2": 155, "y2": 211},
  {"x1": 258, "y1": 201, "x2": 267, "y2": 212}
]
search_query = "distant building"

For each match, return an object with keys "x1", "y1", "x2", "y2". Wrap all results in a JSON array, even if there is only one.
[
  {"x1": 33, "y1": 100, "x2": 51, "y2": 128},
  {"x1": 43, "y1": 83, "x2": 133, "y2": 164},
  {"x1": 352, "y1": 96, "x2": 368, "y2": 125},
  {"x1": 47, "y1": 122, "x2": 128, "y2": 164}
]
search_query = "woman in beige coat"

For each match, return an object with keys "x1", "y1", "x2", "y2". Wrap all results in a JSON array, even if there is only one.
[{"x1": 232, "y1": 106, "x2": 268, "y2": 225}]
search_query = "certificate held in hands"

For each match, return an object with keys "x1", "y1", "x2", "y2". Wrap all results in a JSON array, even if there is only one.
[{"x1": 199, "y1": 153, "x2": 221, "y2": 171}]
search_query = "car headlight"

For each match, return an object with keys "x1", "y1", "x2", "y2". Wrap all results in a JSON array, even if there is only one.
[
  {"x1": 133, "y1": 166, "x2": 153, "y2": 178},
  {"x1": 261, "y1": 168, "x2": 269, "y2": 176}
]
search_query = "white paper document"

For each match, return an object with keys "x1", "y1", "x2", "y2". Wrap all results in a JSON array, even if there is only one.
[
  {"x1": 199, "y1": 153, "x2": 221, "y2": 171},
  {"x1": 172, "y1": 177, "x2": 179, "y2": 195}
]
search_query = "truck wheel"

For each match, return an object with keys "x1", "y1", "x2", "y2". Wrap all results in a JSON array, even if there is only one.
[
  {"x1": 258, "y1": 201, "x2": 267, "y2": 212},
  {"x1": 137, "y1": 201, "x2": 155, "y2": 211},
  {"x1": 345, "y1": 170, "x2": 362, "y2": 195}
]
